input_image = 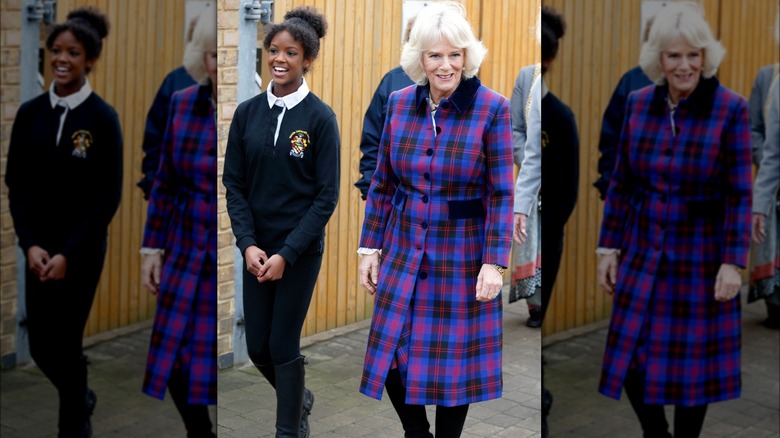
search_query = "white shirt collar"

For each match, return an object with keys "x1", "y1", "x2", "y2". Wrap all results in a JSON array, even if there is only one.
[
  {"x1": 49, "y1": 78, "x2": 93, "y2": 109},
  {"x1": 541, "y1": 77, "x2": 549, "y2": 99},
  {"x1": 266, "y1": 78, "x2": 310, "y2": 109}
]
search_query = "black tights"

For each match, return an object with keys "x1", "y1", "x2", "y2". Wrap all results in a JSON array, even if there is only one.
[
  {"x1": 168, "y1": 368, "x2": 215, "y2": 438},
  {"x1": 384, "y1": 368, "x2": 470, "y2": 438},
  {"x1": 624, "y1": 370, "x2": 708, "y2": 438}
]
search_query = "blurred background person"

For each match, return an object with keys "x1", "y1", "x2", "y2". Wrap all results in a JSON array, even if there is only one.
[
  {"x1": 748, "y1": 10, "x2": 780, "y2": 329},
  {"x1": 354, "y1": 16, "x2": 415, "y2": 200}
]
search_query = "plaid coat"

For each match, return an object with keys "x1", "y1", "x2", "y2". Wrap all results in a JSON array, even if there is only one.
[
  {"x1": 141, "y1": 84, "x2": 217, "y2": 405},
  {"x1": 359, "y1": 77, "x2": 514, "y2": 406},
  {"x1": 598, "y1": 77, "x2": 751, "y2": 406}
]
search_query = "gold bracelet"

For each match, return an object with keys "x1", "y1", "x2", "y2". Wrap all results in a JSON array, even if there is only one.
[{"x1": 491, "y1": 264, "x2": 505, "y2": 275}]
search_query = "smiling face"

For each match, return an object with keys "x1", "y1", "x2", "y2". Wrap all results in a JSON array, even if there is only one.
[
  {"x1": 422, "y1": 39, "x2": 464, "y2": 103},
  {"x1": 50, "y1": 30, "x2": 95, "y2": 97},
  {"x1": 267, "y1": 30, "x2": 311, "y2": 98},
  {"x1": 660, "y1": 34, "x2": 703, "y2": 103}
]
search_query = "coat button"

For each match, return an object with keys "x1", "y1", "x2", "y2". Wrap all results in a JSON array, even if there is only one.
[
  {"x1": 422, "y1": 195, "x2": 429, "y2": 203},
  {"x1": 435, "y1": 126, "x2": 442, "y2": 135},
  {"x1": 426, "y1": 148, "x2": 434, "y2": 156},
  {"x1": 421, "y1": 221, "x2": 428, "y2": 229},
  {"x1": 664, "y1": 148, "x2": 672, "y2": 156},
  {"x1": 424, "y1": 172, "x2": 431, "y2": 181},
  {"x1": 420, "y1": 271, "x2": 428, "y2": 279},
  {"x1": 660, "y1": 194, "x2": 667, "y2": 203}
]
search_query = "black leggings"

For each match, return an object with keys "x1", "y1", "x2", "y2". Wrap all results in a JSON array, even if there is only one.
[
  {"x1": 168, "y1": 367, "x2": 214, "y2": 437},
  {"x1": 243, "y1": 254, "x2": 322, "y2": 366},
  {"x1": 25, "y1": 250, "x2": 104, "y2": 432},
  {"x1": 624, "y1": 369, "x2": 708, "y2": 438}
]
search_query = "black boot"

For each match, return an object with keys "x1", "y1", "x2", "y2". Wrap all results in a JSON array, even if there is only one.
[
  {"x1": 384, "y1": 368, "x2": 432, "y2": 438},
  {"x1": 526, "y1": 307, "x2": 543, "y2": 328},
  {"x1": 274, "y1": 357, "x2": 307, "y2": 437},
  {"x1": 168, "y1": 369, "x2": 216, "y2": 437},
  {"x1": 764, "y1": 301, "x2": 780, "y2": 329},
  {"x1": 257, "y1": 360, "x2": 314, "y2": 437}
]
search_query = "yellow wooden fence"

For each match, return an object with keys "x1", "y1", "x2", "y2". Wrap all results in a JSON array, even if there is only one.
[{"x1": 541, "y1": 0, "x2": 779, "y2": 337}]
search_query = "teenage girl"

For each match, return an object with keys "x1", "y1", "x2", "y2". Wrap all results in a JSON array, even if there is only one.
[
  {"x1": 5, "y1": 7, "x2": 122, "y2": 437},
  {"x1": 223, "y1": 6, "x2": 340, "y2": 437}
]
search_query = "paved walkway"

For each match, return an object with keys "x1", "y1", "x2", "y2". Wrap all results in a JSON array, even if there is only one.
[
  {"x1": 217, "y1": 293, "x2": 542, "y2": 438},
  {"x1": 0, "y1": 325, "x2": 217, "y2": 437},
  {"x1": 543, "y1": 294, "x2": 780, "y2": 437}
]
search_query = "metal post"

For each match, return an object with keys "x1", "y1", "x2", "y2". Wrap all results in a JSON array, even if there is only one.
[
  {"x1": 14, "y1": 0, "x2": 54, "y2": 367},
  {"x1": 230, "y1": 0, "x2": 272, "y2": 368}
]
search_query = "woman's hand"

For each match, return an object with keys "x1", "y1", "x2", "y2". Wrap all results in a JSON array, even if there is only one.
[
  {"x1": 27, "y1": 245, "x2": 50, "y2": 277},
  {"x1": 476, "y1": 264, "x2": 503, "y2": 302},
  {"x1": 714, "y1": 263, "x2": 741, "y2": 302},
  {"x1": 513, "y1": 213, "x2": 528, "y2": 245},
  {"x1": 597, "y1": 253, "x2": 619, "y2": 295},
  {"x1": 141, "y1": 252, "x2": 162, "y2": 294},
  {"x1": 359, "y1": 252, "x2": 380, "y2": 295},
  {"x1": 244, "y1": 245, "x2": 268, "y2": 277},
  {"x1": 752, "y1": 213, "x2": 767, "y2": 244},
  {"x1": 41, "y1": 254, "x2": 67, "y2": 282},
  {"x1": 258, "y1": 254, "x2": 286, "y2": 283}
]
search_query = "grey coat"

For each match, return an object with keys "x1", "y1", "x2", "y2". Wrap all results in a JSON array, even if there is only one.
[
  {"x1": 514, "y1": 77, "x2": 542, "y2": 215},
  {"x1": 749, "y1": 64, "x2": 779, "y2": 165},
  {"x1": 511, "y1": 65, "x2": 539, "y2": 166},
  {"x1": 754, "y1": 77, "x2": 780, "y2": 216}
]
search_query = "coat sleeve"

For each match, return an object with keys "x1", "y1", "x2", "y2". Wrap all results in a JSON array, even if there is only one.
[
  {"x1": 753, "y1": 78, "x2": 780, "y2": 217},
  {"x1": 359, "y1": 92, "x2": 401, "y2": 249},
  {"x1": 277, "y1": 112, "x2": 341, "y2": 266},
  {"x1": 61, "y1": 107, "x2": 123, "y2": 259},
  {"x1": 483, "y1": 96, "x2": 515, "y2": 268},
  {"x1": 223, "y1": 103, "x2": 258, "y2": 255},
  {"x1": 598, "y1": 92, "x2": 637, "y2": 250},
  {"x1": 510, "y1": 70, "x2": 528, "y2": 167},
  {"x1": 142, "y1": 91, "x2": 182, "y2": 250},
  {"x1": 5, "y1": 102, "x2": 39, "y2": 252},
  {"x1": 514, "y1": 78, "x2": 541, "y2": 216},
  {"x1": 722, "y1": 94, "x2": 754, "y2": 268},
  {"x1": 748, "y1": 68, "x2": 768, "y2": 167}
]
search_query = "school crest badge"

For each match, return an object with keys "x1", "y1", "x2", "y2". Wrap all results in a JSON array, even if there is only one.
[
  {"x1": 71, "y1": 130, "x2": 93, "y2": 158},
  {"x1": 289, "y1": 130, "x2": 310, "y2": 158}
]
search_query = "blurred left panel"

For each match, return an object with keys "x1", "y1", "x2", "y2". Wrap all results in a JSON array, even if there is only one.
[{"x1": 0, "y1": 0, "x2": 218, "y2": 436}]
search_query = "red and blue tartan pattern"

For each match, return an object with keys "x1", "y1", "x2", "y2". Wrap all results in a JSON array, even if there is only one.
[
  {"x1": 141, "y1": 84, "x2": 217, "y2": 405},
  {"x1": 598, "y1": 78, "x2": 751, "y2": 406},
  {"x1": 359, "y1": 77, "x2": 514, "y2": 406}
]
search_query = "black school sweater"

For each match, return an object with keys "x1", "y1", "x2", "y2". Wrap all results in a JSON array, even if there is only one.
[
  {"x1": 5, "y1": 92, "x2": 123, "y2": 258},
  {"x1": 223, "y1": 91, "x2": 340, "y2": 266}
]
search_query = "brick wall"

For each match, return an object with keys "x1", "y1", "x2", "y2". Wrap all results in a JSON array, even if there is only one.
[
  {"x1": 216, "y1": 0, "x2": 239, "y2": 368},
  {"x1": 0, "y1": 0, "x2": 23, "y2": 368}
]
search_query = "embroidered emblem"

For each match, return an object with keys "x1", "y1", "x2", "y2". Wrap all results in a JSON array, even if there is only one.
[
  {"x1": 289, "y1": 130, "x2": 310, "y2": 158},
  {"x1": 71, "y1": 130, "x2": 93, "y2": 158}
]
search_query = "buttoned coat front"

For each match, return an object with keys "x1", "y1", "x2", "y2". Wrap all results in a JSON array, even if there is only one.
[
  {"x1": 598, "y1": 78, "x2": 751, "y2": 406},
  {"x1": 142, "y1": 84, "x2": 217, "y2": 405},
  {"x1": 359, "y1": 77, "x2": 514, "y2": 406}
]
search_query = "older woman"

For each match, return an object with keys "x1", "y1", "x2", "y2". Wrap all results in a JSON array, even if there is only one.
[
  {"x1": 596, "y1": 3, "x2": 751, "y2": 437},
  {"x1": 140, "y1": 4, "x2": 217, "y2": 436},
  {"x1": 357, "y1": 2, "x2": 513, "y2": 436}
]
